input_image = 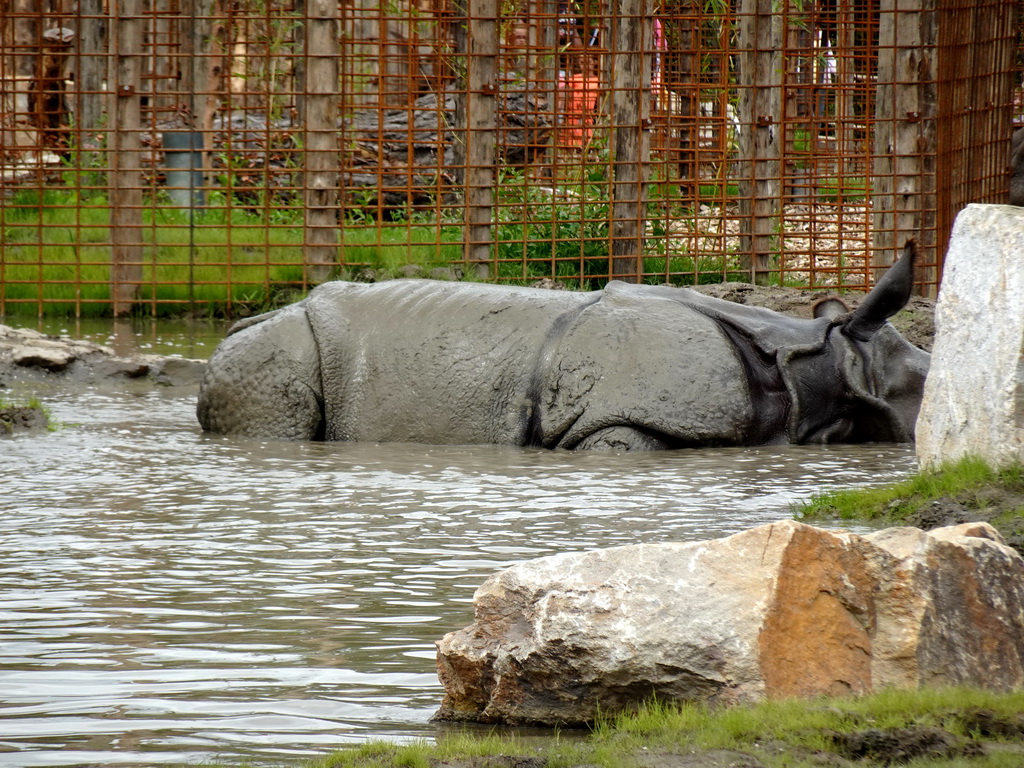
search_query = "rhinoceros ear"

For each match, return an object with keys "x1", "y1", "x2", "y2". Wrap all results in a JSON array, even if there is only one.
[
  {"x1": 842, "y1": 239, "x2": 917, "y2": 342},
  {"x1": 812, "y1": 297, "x2": 849, "y2": 320}
]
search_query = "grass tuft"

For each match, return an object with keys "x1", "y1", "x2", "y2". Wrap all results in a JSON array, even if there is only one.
[
  {"x1": 0, "y1": 395, "x2": 57, "y2": 431},
  {"x1": 794, "y1": 455, "x2": 1024, "y2": 522}
]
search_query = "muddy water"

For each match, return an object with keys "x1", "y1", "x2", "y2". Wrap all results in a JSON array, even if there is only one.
[{"x1": 0, "y1": 321, "x2": 917, "y2": 767}]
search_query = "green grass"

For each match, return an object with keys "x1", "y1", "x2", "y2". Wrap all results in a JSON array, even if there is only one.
[
  {"x1": 0, "y1": 395, "x2": 46, "y2": 411},
  {"x1": 3, "y1": 178, "x2": 811, "y2": 316},
  {"x1": 795, "y1": 456, "x2": 1024, "y2": 523},
  {"x1": 341, "y1": 224, "x2": 461, "y2": 275},
  {"x1": 490, "y1": 170, "x2": 756, "y2": 290},
  {"x1": 0, "y1": 188, "x2": 461, "y2": 317},
  {"x1": 641, "y1": 252, "x2": 751, "y2": 286},
  {"x1": 600, "y1": 688, "x2": 1024, "y2": 748},
  {"x1": 207, "y1": 688, "x2": 1024, "y2": 767},
  {"x1": 816, "y1": 176, "x2": 870, "y2": 203}
]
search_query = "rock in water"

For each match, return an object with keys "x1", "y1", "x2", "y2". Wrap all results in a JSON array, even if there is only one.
[
  {"x1": 915, "y1": 204, "x2": 1024, "y2": 469},
  {"x1": 434, "y1": 520, "x2": 1024, "y2": 726},
  {"x1": 0, "y1": 323, "x2": 206, "y2": 387},
  {"x1": 0, "y1": 405, "x2": 49, "y2": 435}
]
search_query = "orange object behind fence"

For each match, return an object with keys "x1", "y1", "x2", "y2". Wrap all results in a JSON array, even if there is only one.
[{"x1": 558, "y1": 72, "x2": 601, "y2": 149}]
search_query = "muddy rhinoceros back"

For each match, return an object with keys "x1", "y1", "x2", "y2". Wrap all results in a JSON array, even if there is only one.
[
  {"x1": 197, "y1": 280, "x2": 595, "y2": 443},
  {"x1": 305, "y1": 280, "x2": 596, "y2": 444}
]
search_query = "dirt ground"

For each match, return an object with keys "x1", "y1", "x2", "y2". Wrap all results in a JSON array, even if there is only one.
[
  {"x1": 398, "y1": 707, "x2": 1024, "y2": 767},
  {"x1": 902, "y1": 484, "x2": 1024, "y2": 556}
]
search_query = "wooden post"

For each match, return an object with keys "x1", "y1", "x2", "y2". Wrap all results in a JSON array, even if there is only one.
[
  {"x1": 458, "y1": 0, "x2": 498, "y2": 277},
  {"x1": 737, "y1": 0, "x2": 782, "y2": 285},
  {"x1": 451, "y1": 0, "x2": 468, "y2": 187},
  {"x1": 73, "y1": 0, "x2": 106, "y2": 177},
  {"x1": 529, "y1": 0, "x2": 558, "y2": 172},
  {"x1": 609, "y1": 0, "x2": 652, "y2": 282},
  {"x1": 108, "y1": 0, "x2": 144, "y2": 317},
  {"x1": 150, "y1": 0, "x2": 176, "y2": 114},
  {"x1": 2, "y1": 0, "x2": 38, "y2": 163},
  {"x1": 673, "y1": 5, "x2": 701, "y2": 198},
  {"x1": 872, "y1": 0, "x2": 937, "y2": 283},
  {"x1": 294, "y1": 2, "x2": 306, "y2": 122},
  {"x1": 346, "y1": 0, "x2": 379, "y2": 110},
  {"x1": 178, "y1": 0, "x2": 221, "y2": 152},
  {"x1": 381, "y1": 15, "x2": 409, "y2": 109},
  {"x1": 303, "y1": 0, "x2": 341, "y2": 283}
]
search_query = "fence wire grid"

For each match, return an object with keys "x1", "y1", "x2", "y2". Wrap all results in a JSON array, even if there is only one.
[{"x1": 0, "y1": 0, "x2": 1020, "y2": 316}]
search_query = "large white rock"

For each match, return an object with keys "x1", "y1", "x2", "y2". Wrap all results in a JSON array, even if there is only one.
[
  {"x1": 434, "y1": 520, "x2": 1024, "y2": 725},
  {"x1": 916, "y1": 204, "x2": 1024, "y2": 469}
]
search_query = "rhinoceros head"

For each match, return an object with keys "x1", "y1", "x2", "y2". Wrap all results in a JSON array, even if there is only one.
[{"x1": 786, "y1": 240, "x2": 930, "y2": 444}]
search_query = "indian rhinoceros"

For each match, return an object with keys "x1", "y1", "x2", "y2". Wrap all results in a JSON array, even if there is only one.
[{"x1": 197, "y1": 241, "x2": 930, "y2": 450}]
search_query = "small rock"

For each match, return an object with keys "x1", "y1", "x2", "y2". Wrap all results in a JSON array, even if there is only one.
[
  {"x1": 92, "y1": 357, "x2": 151, "y2": 378},
  {"x1": 399, "y1": 264, "x2": 424, "y2": 278},
  {"x1": 429, "y1": 266, "x2": 463, "y2": 281},
  {"x1": 354, "y1": 268, "x2": 378, "y2": 282},
  {"x1": 1, "y1": 326, "x2": 46, "y2": 342},
  {"x1": 155, "y1": 357, "x2": 207, "y2": 386},
  {"x1": 1, "y1": 323, "x2": 205, "y2": 388},
  {"x1": 531, "y1": 278, "x2": 567, "y2": 291},
  {"x1": 0, "y1": 406, "x2": 49, "y2": 435},
  {"x1": 12, "y1": 344, "x2": 77, "y2": 371}
]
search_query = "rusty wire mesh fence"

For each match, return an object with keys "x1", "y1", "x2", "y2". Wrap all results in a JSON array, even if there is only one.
[{"x1": 0, "y1": 0, "x2": 1020, "y2": 317}]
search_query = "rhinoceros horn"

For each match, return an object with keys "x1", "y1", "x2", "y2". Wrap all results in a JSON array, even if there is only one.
[{"x1": 842, "y1": 239, "x2": 917, "y2": 342}]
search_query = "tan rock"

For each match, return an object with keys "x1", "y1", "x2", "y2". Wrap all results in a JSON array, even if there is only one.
[
  {"x1": 435, "y1": 520, "x2": 1024, "y2": 726},
  {"x1": 866, "y1": 523, "x2": 1024, "y2": 689},
  {"x1": 757, "y1": 522, "x2": 875, "y2": 699},
  {"x1": 11, "y1": 343, "x2": 78, "y2": 371}
]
